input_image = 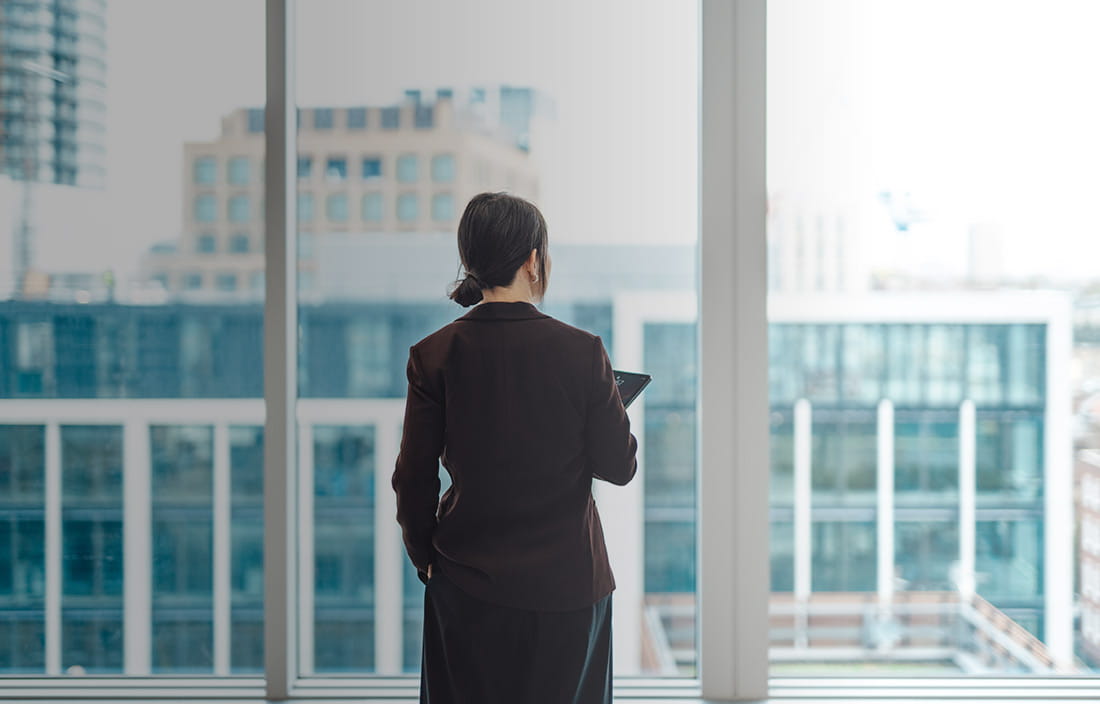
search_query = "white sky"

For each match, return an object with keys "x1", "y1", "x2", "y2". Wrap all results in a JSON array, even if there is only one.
[{"x1": 21, "y1": 0, "x2": 1100, "y2": 284}]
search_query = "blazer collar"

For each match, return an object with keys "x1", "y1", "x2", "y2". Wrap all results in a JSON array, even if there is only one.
[{"x1": 457, "y1": 301, "x2": 549, "y2": 322}]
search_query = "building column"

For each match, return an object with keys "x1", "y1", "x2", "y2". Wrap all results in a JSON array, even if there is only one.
[
  {"x1": 1045, "y1": 298, "x2": 1074, "y2": 668},
  {"x1": 213, "y1": 423, "x2": 231, "y2": 675},
  {"x1": 123, "y1": 419, "x2": 151, "y2": 675},
  {"x1": 793, "y1": 398, "x2": 812, "y2": 649},
  {"x1": 876, "y1": 400, "x2": 895, "y2": 614},
  {"x1": 296, "y1": 423, "x2": 314, "y2": 676},
  {"x1": 374, "y1": 418, "x2": 404, "y2": 675},
  {"x1": 958, "y1": 400, "x2": 976, "y2": 600},
  {"x1": 44, "y1": 422, "x2": 61, "y2": 675},
  {"x1": 598, "y1": 295, "x2": 646, "y2": 675}
]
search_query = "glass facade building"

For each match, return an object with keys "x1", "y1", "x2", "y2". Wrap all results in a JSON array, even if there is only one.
[{"x1": 0, "y1": 286, "x2": 1065, "y2": 673}]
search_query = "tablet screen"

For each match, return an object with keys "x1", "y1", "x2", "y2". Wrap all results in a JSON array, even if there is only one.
[{"x1": 613, "y1": 370, "x2": 652, "y2": 409}]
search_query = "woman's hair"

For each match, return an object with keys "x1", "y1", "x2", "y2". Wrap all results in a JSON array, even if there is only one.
[{"x1": 449, "y1": 192, "x2": 550, "y2": 307}]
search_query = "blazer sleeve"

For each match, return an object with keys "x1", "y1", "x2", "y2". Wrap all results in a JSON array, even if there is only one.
[
  {"x1": 585, "y1": 336, "x2": 639, "y2": 485},
  {"x1": 392, "y1": 345, "x2": 444, "y2": 582}
]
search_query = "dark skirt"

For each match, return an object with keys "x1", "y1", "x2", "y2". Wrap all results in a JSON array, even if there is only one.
[{"x1": 420, "y1": 569, "x2": 613, "y2": 704}]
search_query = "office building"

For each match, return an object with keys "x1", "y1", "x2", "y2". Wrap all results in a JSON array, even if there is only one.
[
  {"x1": 141, "y1": 88, "x2": 543, "y2": 301},
  {"x1": 0, "y1": 230, "x2": 1077, "y2": 674}
]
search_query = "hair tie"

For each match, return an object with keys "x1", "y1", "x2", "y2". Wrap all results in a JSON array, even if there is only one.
[{"x1": 466, "y1": 272, "x2": 485, "y2": 288}]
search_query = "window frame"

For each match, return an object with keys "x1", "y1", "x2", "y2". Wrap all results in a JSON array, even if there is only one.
[{"x1": 3, "y1": 0, "x2": 1093, "y2": 700}]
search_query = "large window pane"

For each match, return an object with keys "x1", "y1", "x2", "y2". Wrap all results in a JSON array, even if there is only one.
[
  {"x1": 296, "y1": 0, "x2": 698, "y2": 678},
  {"x1": 0, "y1": 0, "x2": 264, "y2": 677},
  {"x1": 768, "y1": 0, "x2": 1087, "y2": 676}
]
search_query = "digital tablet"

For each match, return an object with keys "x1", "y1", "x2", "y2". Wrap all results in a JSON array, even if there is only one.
[{"x1": 613, "y1": 370, "x2": 652, "y2": 409}]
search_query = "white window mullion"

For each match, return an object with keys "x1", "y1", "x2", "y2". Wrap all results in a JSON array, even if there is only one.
[
  {"x1": 296, "y1": 423, "x2": 314, "y2": 677},
  {"x1": 123, "y1": 419, "x2": 151, "y2": 675},
  {"x1": 373, "y1": 417, "x2": 403, "y2": 675},
  {"x1": 44, "y1": 421, "x2": 61, "y2": 676},
  {"x1": 212, "y1": 423, "x2": 231, "y2": 676}
]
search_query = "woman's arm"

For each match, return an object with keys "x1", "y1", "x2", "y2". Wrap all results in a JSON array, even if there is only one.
[
  {"x1": 586, "y1": 336, "x2": 639, "y2": 485},
  {"x1": 392, "y1": 345, "x2": 444, "y2": 580}
]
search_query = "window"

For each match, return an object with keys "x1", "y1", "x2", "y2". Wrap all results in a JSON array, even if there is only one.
[
  {"x1": 194, "y1": 194, "x2": 216, "y2": 222},
  {"x1": 413, "y1": 105, "x2": 433, "y2": 128},
  {"x1": 430, "y1": 154, "x2": 455, "y2": 183},
  {"x1": 227, "y1": 156, "x2": 250, "y2": 185},
  {"x1": 230, "y1": 233, "x2": 250, "y2": 253},
  {"x1": 215, "y1": 274, "x2": 238, "y2": 292},
  {"x1": 325, "y1": 194, "x2": 349, "y2": 222},
  {"x1": 396, "y1": 193, "x2": 418, "y2": 222},
  {"x1": 197, "y1": 233, "x2": 217, "y2": 253},
  {"x1": 396, "y1": 154, "x2": 418, "y2": 183},
  {"x1": 361, "y1": 192, "x2": 383, "y2": 222},
  {"x1": 184, "y1": 274, "x2": 203, "y2": 291},
  {"x1": 361, "y1": 157, "x2": 382, "y2": 180},
  {"x1": 430, "y1": 193, "x2": 453, "y2": 222},
  {"x1": 246, "y1": 108, "x2": 264, "y2": 133},
  {"x1": 347, "y1": 107, "x2": 367, "y2": 129},
  {"x1": 325, "y1": 157, "x2": 347, "y2": 182},
  {"x1": 298, "y1": 193, "x2": 314, "y2": 222},
  {"x1": 193, "y1": 157, "x2": 217, "y2": 184},
  {"x1": 298, "y1": 155, "x2": 312, "y2": 179},
  {"x1": 228, "y1": 195, "x2": 251, "y2": 223},
  {"x1": 380, "y1": 106, "x2": 400, "y2": 129},
  {"x1": 313, "y1": 108, "x2": 334, "y2": 129}
]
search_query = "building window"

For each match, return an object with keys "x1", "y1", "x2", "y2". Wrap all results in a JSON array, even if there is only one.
[
  {"x1": 431, "y1": 154, "x2": 456, "y2": 183},
  {"x1": 184, "y1": 273, "x2": 203, "y2": 290},
  {"x1": 216, "y1": 274, "x2": 237, "y2": 292},
  {"x1": 228, "y1": 195, "x2": 251, "y2": 223},
  {"x1": 197, "y1": 233, "x2": 217, "y2": 253},
  {"x1": 397, "y1": 193, "x2": 419, "y2": 222},
  {"x1": 314, "y1": 108, "x2": 334, "y2": 129},
  {"x1": 325, "y1": 157, "x2": 347, "y2": 182},
  {"x1": 431, "y1": 193, "x2": 454, "y2": 222},
  {"x1": 194, "y1": 157, "x2": 217, "y2": 185},
  {"x1": 229, "y1": 233, "x2": 250, "y2": 254},
  {"x1": 381, "y1": 106, "x2": 400, "y2": 129},
  {"x1": 298, "y1": 232, "x2": 314, "y2": 260},
  {"x1": 227, "y1": 157, "x2": 250, "y2": 186},
  {"x1": 361, "y1": 192, "x2": 383, "y2": 222},
  {"x1": 250, "y1": 271, "x2": 264, "y2": 292},
  {"x1": 361, "y1": 157, "x2": 382, "y2": 180},
  {"x1": 246, "y1": 108, "x2": 264, "y2": 133},
  {"x1": 298, "y1": 156, "x2": 312, "y2": 179},
  {"x1": 414, "y1": 105, "x2": 434, "y2": 129},
  {"x1": 347, "y1": 107, "x2": 367, "y2": 129},
  {"x1": 326, "y1": 194, "x2": 349, "y2": 222},
  {"x1": 298, "y1": 193, "x2": 314, "y2": 222},
  {"x1": 396, "y1": 154, "x2": 418, "y2": 183},
  {"x1": 194, "y1": 194, "x2": 217, "y2": 223}
]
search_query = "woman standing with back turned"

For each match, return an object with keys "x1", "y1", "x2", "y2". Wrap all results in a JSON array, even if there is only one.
[{"x1": 392, "y1": 192, "x2": 638, "y2": 703}]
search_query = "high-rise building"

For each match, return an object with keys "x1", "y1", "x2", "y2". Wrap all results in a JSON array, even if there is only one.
[
  {"x1": 141, "y1": 88, "x2": 544, "y2": 301},
  {"x1": 0, "y1": 0, "x2": 107, "y2": 187},
  {"x1": 0, "y1": 0, "x2": 108, "y2": 299}
]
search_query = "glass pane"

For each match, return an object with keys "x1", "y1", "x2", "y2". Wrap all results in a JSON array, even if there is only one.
[
  {"x1": 0, "y1": 0, "x2": 263, "y2": 676},
  {"x1": 768, "y1": 0, "x2": 1094, "y2": 675},
  {"x1": 296, "y1": 0, "x2": 699, "y2": 679}
]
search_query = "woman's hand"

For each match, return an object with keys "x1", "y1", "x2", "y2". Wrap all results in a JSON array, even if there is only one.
[{"x1": 427, "y1": 564, "x2": 433, "y2": 579}]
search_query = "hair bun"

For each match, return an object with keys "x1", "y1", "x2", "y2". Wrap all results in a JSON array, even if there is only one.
[{"x1": 449, "y1": 274, "x2": 484, "y2": 307}]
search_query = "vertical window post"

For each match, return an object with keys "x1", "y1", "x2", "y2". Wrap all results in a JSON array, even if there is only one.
[
  {"x1": 264, "y1": 0, "x2": 298, "y2": 698},
  {"x1": 699, "y1": 0, "x2": 768, "y2": 700}
]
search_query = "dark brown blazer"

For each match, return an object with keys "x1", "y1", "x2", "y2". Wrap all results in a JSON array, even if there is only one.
[{"x1": 392, "y1": 301, "x2": 638, "y2": 611}]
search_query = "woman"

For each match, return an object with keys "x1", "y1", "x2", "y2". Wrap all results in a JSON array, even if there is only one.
[{"x1": 392, "y1": 192, "x2": 638, "y2": 703}]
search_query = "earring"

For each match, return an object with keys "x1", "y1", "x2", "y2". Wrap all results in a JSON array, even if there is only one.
[{"x1": 531, "y1": 272, "x2": 539, "y2": 283}]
